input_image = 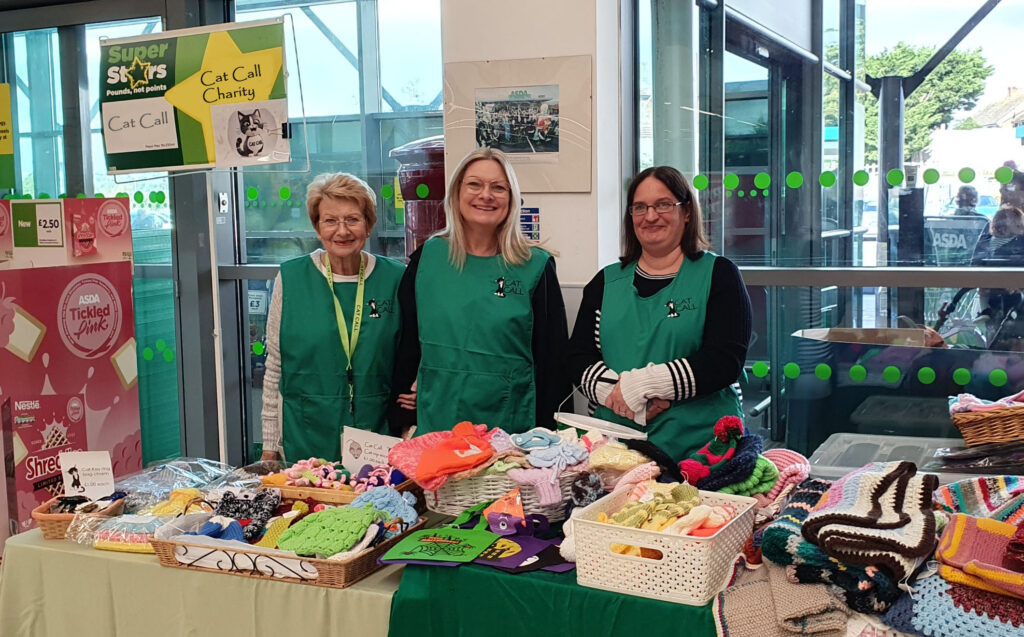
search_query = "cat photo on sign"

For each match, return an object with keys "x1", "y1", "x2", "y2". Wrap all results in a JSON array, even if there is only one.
[{"x1": 211, "y1": 99, "x2": 291, "y2": 167}]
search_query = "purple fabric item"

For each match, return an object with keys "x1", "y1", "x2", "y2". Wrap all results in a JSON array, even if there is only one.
[
  {"x1": 488, "y1": 429, "x2": 517, "y2": 454},
  {"x1": 507, "y1": 467, "x2": 562, "y2": 506},
  {"x1": 475, "y1": 534, "x2": 550, "y2": 569}
]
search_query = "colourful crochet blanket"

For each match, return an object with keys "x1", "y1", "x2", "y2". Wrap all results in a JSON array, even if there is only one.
[
  {"x1": 761, "y1": 478, "x2": 902, "y2": 613},
  {"x1": 880, "y1": 575, "x2": 1024, "y2": 637},
  {"x1": 934, "y1": 476, "x2": 1024, "y2": 526},
  {"x1": 800, "y1": 461, "x2": 938, "y2": 582}
]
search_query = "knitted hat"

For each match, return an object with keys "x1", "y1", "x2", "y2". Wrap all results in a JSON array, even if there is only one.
[
  {"x1": 694, "y1": 433, "x2": 763, "y2": 492},
  {"x1": 678, "y1": 416, "x2": 745, "y2": 483},
  {"x1": 934, "y1": 476, "x2": 1024, "y2": 526},
  {"x1": 719, "y1": 455, "x2": 780, "y2": 497},
  {"x1": 762, "y1": 448, "x2": 811, "y2": 502}
]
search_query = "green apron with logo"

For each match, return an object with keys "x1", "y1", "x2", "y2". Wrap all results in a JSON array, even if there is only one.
[
  {"x1": 592, "y1": 253, "x2": 741, "y2": 462},
  {"x1": 415, "y1": 237, "x2": 548, "y2": 434},
  {"x1": 278, "y1": 253, "x2": 404, "y2": 462}
]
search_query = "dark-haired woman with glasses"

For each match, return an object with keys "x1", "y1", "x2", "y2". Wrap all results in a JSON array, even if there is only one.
[{"x1": 567, "y1": 166, "x2": 752, "y2": 461}]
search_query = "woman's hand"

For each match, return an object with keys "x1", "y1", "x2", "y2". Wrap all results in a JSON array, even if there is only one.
[
  {"x1": 605, "y1": 382, "x2": 635, "y2": 420},
  {"x1": 646, "y1": 398, "x2": 670, "y2": 422},
  {"x1": 260, "y1": 450, "x2": 281, "y2": 461},
  {"x1": 397, "y1": 380, "x2": 417, "y2": 411}
]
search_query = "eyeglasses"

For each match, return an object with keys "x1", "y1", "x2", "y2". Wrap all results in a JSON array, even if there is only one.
[
  {"x1": 630, "y1": 201, "x2": 684, "y2": 216},
  {"x1": 463, "y1": 179, "x2": 510, "y2": 197},
  {"x1": 319, "y1": 215, "x2": 365, "y2": 230}
]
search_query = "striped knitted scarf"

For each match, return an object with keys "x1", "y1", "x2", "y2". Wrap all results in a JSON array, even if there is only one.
[
  {"x1": 800, "y1": 461, "x2": 938, "y2": 582},
  {"x1": 934, "y1": 476, "x2": 1024, "y2": 525},
  {"x1": 761, "y1": 478, "x2": 901, "y2": 613}
]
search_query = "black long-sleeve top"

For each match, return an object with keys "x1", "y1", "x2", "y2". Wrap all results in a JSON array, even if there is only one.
[
  {"x1": 388, "y1": 246, "x2": 571, "y2": 434},
  {"x1": 567, "y1": 253, "x2": 752, "y2": 408}
]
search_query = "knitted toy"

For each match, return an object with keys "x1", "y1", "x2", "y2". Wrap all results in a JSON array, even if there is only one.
[
  {"x1": 351, "y1": 464, "x2": 405, "y2": 493},
  {"x1": 937, "y1": 513, "x2": 1024, "y2": 600},
  {"x1": 284, "y1": 458, "x2": 352, "y2": 490},
  {"x1": 678, "y1": 416, "x2": 745, "y2": 484},
  {"x1": 934, "y1": 476, "x2": 1024, "y2": 525},
  {"x1": 695, "y1": 434, "x2": 763, "y2": 492},
  {"x1": 214, "y1": 489, "x2": 282, "y2": 542},
  {"x1": 761, "y1": 478, "x2": 901, "y2": 613},
  {"x1": 801, "y1": 461, "x2": 938, "y2": 582},
  {"x1": 277, "y1": 504, "x2": 386, "y2": 557},
  {"x1": 718, "y1": 455, "x2": 779, "y2": 497}
]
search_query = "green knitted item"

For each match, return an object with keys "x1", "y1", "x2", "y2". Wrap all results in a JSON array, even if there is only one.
[
  {"x1": 642, "y1": 484, "x2": 701, "y2": 530},
  {"x1": 719, "y1": 456, "x2": 780, "y2": 496},
  {"x1": 277, "y1": 504, "x2": 386, "y2": 557}
]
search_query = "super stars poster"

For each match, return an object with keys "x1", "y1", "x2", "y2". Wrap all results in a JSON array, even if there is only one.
[{"x1": 99, "y1": 19, "x2": 289, "y2": 173}]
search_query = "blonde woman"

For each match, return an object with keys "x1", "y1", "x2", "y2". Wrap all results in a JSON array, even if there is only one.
[
  {"x1": 261, "y1": 173, "x2": 405, "y2": 461},
  {"x1": 390, "y1": 148, "x2": 569, "y2": 435}
]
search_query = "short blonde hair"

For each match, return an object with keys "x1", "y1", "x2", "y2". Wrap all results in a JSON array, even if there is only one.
[
  {"x1": 991, "y1": 205, "x2": 1024, "y2": 239},
  {"x1": 438, "y1": 148, "x2": 541, "y2": 269},
  {"x1": 306, "y1": 173, "x2": 377, "y2": 231}
]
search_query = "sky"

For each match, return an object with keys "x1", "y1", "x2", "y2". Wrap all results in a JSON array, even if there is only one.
[{"x1": 865, "y1": 0, "x2": 1024, "y2": 110}]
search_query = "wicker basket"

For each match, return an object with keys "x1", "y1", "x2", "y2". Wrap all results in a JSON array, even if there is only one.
[
  {"x1": 31, "y1": 496, "x2": 126, "y2": 540},
  {"x1": 573, "y1": 489, "x2": 756, "y2": 606},
  {"x1": 952, "y1": 405, "x2": 1024, "y2": 447},
  {"x1": 425, "y1": 471, "x2": 576, "y2": 522},
  {"x1": 261, "y1": 479, "x2": 426, "y2": 513},
  {"x1": 150, "y1": 516, "x2": 426, "y2": 589}
]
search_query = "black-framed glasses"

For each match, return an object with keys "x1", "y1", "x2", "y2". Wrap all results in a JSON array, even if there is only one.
[{"x1": 630, "y1": 201, "x2": 683, "y2": 216}]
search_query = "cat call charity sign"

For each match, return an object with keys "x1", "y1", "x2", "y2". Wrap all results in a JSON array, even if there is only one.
[{"x1": 99, "y1": 19, "x2": 290, "y2": 173}]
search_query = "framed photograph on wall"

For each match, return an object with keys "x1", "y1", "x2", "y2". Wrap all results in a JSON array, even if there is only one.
[{"x1": 444, "y1": 55, "x2": 592, "y2": 193}]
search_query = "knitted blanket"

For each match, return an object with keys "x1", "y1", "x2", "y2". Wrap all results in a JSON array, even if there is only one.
[
  {"x1": 933, "y1": 476, "x2": 1024, "y2": 526},
  {"x1": 800, "y1": 462, "x2": 938, "y2": 582},
  {"x1": 761, "y1": 479, "x2": 902, "y2": 613},
  {"x1": 879, "y1": 575, "x2": 1024, "y2": 637}
]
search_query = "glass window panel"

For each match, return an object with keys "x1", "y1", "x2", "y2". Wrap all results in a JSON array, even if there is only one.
[
  {"x1": 11, "y1": 28, "x2": 64, "y2": 197},
  {"x1": 823, "y1": 0, "x2": 840, "y2": 67},
  {"x1": 637, "y1": 0, "x2": 653, "y2": 169},
  {"x1": 379, "y1": 0, "x2": 442, "y2": 112}
]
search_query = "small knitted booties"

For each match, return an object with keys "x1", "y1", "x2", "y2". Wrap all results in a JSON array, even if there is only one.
[{"x1": 678, "y1": 416, "x2": 745, "y2": 483}]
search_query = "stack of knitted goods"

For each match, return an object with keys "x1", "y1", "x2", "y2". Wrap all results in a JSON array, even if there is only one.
[
  {"x1": 761, "y1": 478, "x2": 902, "y2": 613},
  {"x1": 388, "y1": 422, "x2": 499, "y2": 491},
  {"x1": 936, "y1": 513, "x2": 1024, "y2": 599},
  {"x1": 800, "y1": 461, "x2": 938, "y2": 583},
  {"x1": 754, "y1": 449, "x2": 810, "y2": 519},
  {"x1": 597, "y1": 481, "x2": 739, "y2": 538},
  {"x1": 678, "y1": 417, "x2": 780, "y2": 497},
  {"x1": 715, "y1": 558, "x2": 850, "y2": 637},
  {"x1": 933, "y1": 475, "x2": 1024, "y2": 526}
]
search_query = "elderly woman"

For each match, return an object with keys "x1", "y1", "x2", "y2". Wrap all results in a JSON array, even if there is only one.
[
  {"x1": 260, "y1": 173, "x2": 405, "y2": 461},
  {"x1": 390, "y1": 148, "x2": 570, "y2": 435},
  {"x1": 567, "y1": 166, "x2": 752, "y2": 461}
]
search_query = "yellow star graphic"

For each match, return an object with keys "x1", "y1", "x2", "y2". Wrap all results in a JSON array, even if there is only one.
[
  {"x1": 164, "y1": 30, "x2": 283, "y2": 162},
  {"x1": 126, "y1": 56, "x2": 151, "y2": 90}
]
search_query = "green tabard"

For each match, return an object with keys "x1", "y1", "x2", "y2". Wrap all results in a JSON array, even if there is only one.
[
  {"x1": 592, "y1": 253, "x2": 741, "y2": 461},
  {"x1": 414, "y1": 237, "x2": 549, "y2": 434},
  {"x1": 278, "y1": 253, "x2": 404, "y2": 461}
]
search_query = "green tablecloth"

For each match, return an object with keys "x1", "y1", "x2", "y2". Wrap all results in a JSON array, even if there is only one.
[
  {"x1": 0, "y1": 529, "x2": 402, "y2": 637},
  {"x1": 388, "y1": 563, "x2": 718, "y2": 637}
]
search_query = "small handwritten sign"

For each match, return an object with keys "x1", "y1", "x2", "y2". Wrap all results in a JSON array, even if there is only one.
[
  {"x1": 59, "y1": 450, "x2": 115, "y2": 502},
  {"x1": 341, "y1": 426, "x2": 402, "y2": 474}
]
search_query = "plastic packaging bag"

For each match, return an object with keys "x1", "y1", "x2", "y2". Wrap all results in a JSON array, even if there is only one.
[
  {"x1": 116, "y1": 457, "x2": 233, "y2": 513},
  {"x1": 93, "y1": 514, "x2": 170, "y2": 553}
]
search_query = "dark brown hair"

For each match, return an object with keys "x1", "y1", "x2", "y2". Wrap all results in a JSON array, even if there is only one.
[{"x1": 619, "y1": 166, "x2": 709, "y2": 265}]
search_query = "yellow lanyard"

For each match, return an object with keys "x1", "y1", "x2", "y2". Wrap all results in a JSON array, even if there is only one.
[{"x1": 323, "y1": 252, "x2": 366, "y2": 413}]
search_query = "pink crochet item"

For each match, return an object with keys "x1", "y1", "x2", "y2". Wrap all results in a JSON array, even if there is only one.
[
  {"x1": 612, "y1": 461, "x2": 661, "y2": 492},
  {"x1": 507, "y1": 467, "x2": 562, "y2": 506},
  {"x1": 949, "y1": 389, "x2": 1024, "y2": 414},
  {"x1": 762, "y1": 448, "x2": 811, "y2": 502}
]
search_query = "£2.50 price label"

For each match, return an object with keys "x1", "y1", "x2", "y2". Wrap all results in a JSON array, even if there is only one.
[{"x1": 12, "y1": 202, "x2": 64, "y2": 248}]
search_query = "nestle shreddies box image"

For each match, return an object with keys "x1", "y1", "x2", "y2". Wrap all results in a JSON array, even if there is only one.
[
  {"x1": 3, "y1": 394, "x2": 88, "y2": 533},
  {"x1": 0, "y1": 261, "x2": 141, "y2": 544}
]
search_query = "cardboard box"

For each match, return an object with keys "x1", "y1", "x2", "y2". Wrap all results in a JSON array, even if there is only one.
[{"x1": 3, "y1": 394, "x2": 88, "y2": 534}]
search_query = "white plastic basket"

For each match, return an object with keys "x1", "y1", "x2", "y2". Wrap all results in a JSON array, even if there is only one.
[
  {"x1": 573, "y1": 488, "x2": 756, "y2": 605},
  {"x1": 424, "y1": 471, "x2": 576, "y2": 522}
]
